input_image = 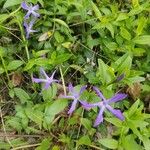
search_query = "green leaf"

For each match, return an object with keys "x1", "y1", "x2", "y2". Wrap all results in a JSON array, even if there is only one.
[
  {"x1": 91, "y1": 1, "x2": 102, "y2": 20},
  {"x1": 136, "y1": 17, "x2": 147, "y2": 36},
  {"x1": 112, "y1": 53, "x2": 132, "y2": 76},
  {"x1": 14, "y1": 88, "x2": 30, "y2": 103},
  {"x1": 53, "y1": 18, "x2": 69, "y2": 29},
  {"x1": 133, "y1": 35, "x2": 150, "y2": 45},
  {"x1": 54, "y1": 31, "x2": 64, "y2": 43},
  {"x1": 42, "y1": 84, "x2": 57, "y2": 101},
  {"x1": 122, "y1": 134, "x2": 141, "y2": 150},
  {"x1": 3, "y1": 0, "x2": 22, "y2": 8},
  {"x1": 0, "y1": 141, "x2": 10, "y2": 150},
  {"x1": 77, "y1": 135, "x2": 91, "y2": 146},
  {"x1": 49, "y1": 53, "x2": 72, "y2": 65},
  {"x1": 116, "y1": 13, "x2": 129, "y2": 21},
  {"x1": 132, "y1": 0, "x2": 139, "y2": 8},
  {"x1": 97, "y1": 59, "x2": 114, "y2": 85},
  {"x1": 36, "y1": 138, "x2": 51, "y2": 150},
  {"x1": 80, "y1": 118, "x2": 92, "y2": 130},
  {"x1": 120, "y1": 27, "x2": 131, "y2": 40},
  {"x1": 127, "y1": 99, "x2": 140, "y2": 117},
  {"x1": 70, "y1": 64, "x2": 84, "y2": 73},
  {"x1": 7, "y1": 60, "x2": 24, "y2": 71},
  {"x1": 142, "y1": 136, "x2": 150, "y2": 150},
  {"x1": 44, "y1": 99, "x2": 68, "y2": 124},
  {"x1": 106, "y1": 23, "x2": 114, "y2": 38},
  {"x1": 99, "y1": 138, "x2": 118, "y2": 149},
  {"x1": 105, "y1": 118, "x2": 122, "y2": 127},
  {"x1": 25, "y1": 108, "x2": 43, "y2": 129},
  {"x1": 132, "y1": 48, "x2": 145, "y2": 56}
]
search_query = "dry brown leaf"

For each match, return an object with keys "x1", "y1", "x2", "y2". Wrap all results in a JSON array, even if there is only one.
[{"x1": 11, "y1": 72, "x2": 23, "y2": 87}]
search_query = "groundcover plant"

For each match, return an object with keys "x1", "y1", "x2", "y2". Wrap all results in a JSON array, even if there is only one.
[{"x1": 0, "y1": 0, "x2": 150, "y2": 149}]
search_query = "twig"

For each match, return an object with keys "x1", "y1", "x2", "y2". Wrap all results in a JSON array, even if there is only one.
[
  {"x1": 11, "y1": 143, "x2": 40, "y2": 150},
  {"x1": 0, "y1": 106, "x2": 14, "y2": 148}
]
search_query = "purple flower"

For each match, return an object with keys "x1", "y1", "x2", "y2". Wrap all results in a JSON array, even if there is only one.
[
  {"x1": 24, "y1": 20, "x2": 37, "y2": 39},
  {"x1": 61, "y1": 83, "x2": 87, "y2": 115},
  {"x1": 32, "y1": 68, "x2": 59, "y2": 89},
  {"x1": 81, "y1": 87, "x2": 127, "y2": 127},
  {"x1": 21, "y1": 2, "x2": 40, "y2": 19}
]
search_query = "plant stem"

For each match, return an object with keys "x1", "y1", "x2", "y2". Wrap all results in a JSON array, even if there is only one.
[
  {"x1": 59, "y1": 66, "x2": 66, "y2": 95},
  {"x1": 0, "y1": 56, "x2": 10, "y2": 82}
]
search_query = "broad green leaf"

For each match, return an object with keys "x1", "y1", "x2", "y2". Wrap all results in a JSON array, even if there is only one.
[
  {"x1": 132, "y1": 48, "x2": 145, "y2": 56},
  {"x1": 3, "y1": 0, "x2": 22, "y2": 8},
  {"x1": 127, "y1": 99, "x2": 140, "y2": 117},
  {"x1": 7, "y1": 117, "x2": 22, "y2": 132},
  {"x1": 54, "y1": 31, "x2": 64, "y2": 43},
  {"x1": 97, "y1": 59, "x2": 114, "y2": 85},
  {"x1": 112, "y1": 53, "x2": 132, "y2": 76},
  {"x1": 132, "y1": 0, "x2": 139, "y2": 8},
  {"x1": 10, "y1": 138, "x2": 27, "y2": 148},
  {"x1": 105, "y1": 118, "x2": 122, "y2": 127},
  {"x1": 70, "y1": 64, "x2": 84, "y2": 73},
  {"x1": 106, "y1": 23, "x2": 114, "y2": 38},
  {"x1": 24, "y1": 59, "x2": 35, "y2": 71},
  {"x1": 0, "y1": 141, "x2": 10, "y2": 150},
  {"x1": 77, "y1": 135, "x2": 91, "y2": 146},
  {"x1": 53, "y1": 18, "x2": 69, "y2": 29},
  {"x1": 7, "y1": 60, "x2": 24, "y2": 71},
  {"x1": 120, "y1": 27, "x2": 131, "y2": 40},
  {"x1": 142, "y1": 136, "x2": 150, "y2": 150},
  {"x1": 99, "y1": 138, "x2": 118, "y2": 149},
  {"x1": 42, "y1": 84, "x2": 57, "y2": 101},
  {"x1": 122, "y1": 134, "x2": 141, "y2": 150},
  {"x1": 35, "y1": 138, "x2": 51, "y2": 150},
  {"x1": 44, "y1": 99, "x2": 68, "y2": 124},
  {"x1": 33, "y1": 50, "x2": 50, "y2": 57},
  {"x1": 116, "y1": 13, "x2": 129, "y2": 21},
  {"x1": 49, "y1": 53, "x2": 72, "y2": 65},
  {"x1": 91, "y1": 1, "x2": 102, "y2": 20},
  {"x1": 136, "y1": 17, "x2": 147, "y2": 36},
  {"x1": 14, "y1": 88, "x2": 30, "y2": 103},
  {"x1": 80, "y1": 118, "x2": 92, "y2": 130},
  {"x1": 25, "y1": 108, "x2": 43, "y2": 129},
  {"x1": 133, "y1": 35, "x2": 150, "y2": 45}
]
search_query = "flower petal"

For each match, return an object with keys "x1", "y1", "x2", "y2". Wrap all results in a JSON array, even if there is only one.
[
  {"x1": 94, "y1": 106, "x2": 105, "y2": 127},
  {"x1": 93, "y1": 86, "x2": 106, "y2": 101},
  {"x1": 79, "y1": 85, "x2": 87, "y2": 95},
  {"x1": 32, "y1": 4, "x2": 39, "y2": 10},
  {"x1": 107, "y1": 93, "x2": 127, "y2": 104},
  {"x1": 40, "y1": 68, "x2": 49, "y2": 79},
  {"x1": 68, "y1": 83, "x2": 74, "y2": 93},
  {"x1": 43, "y1": 82, "x2": 51, "y2": 89},
  {"x1": 68, "y1": 99, "x2": 78, "y2": 115},
  {"x1": 32, "y1": 11, "x2": 40, "y2": 18},
  {"x1": 80, "y1": 100, "x2": 100, "y2": 110},
  {"x1": 21, "y1": 2, "x2": 29, "y2": 10},
  {"x1": 24, "y1": 12, "x2": 31, "y2": 19},
  {"x1": 50, "y1": 70, "x2": 56, "y2": 79},
  {"x1": 32, "y1": 77, "x2": 47, "y2": 83},
  {"x1": 106, "y1": 105, "x2": 124, "y2": 120}
]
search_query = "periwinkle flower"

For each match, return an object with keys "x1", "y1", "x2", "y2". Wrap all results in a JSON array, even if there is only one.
[
  {"x1": 61, "y1": 83, "x2": 87, "y2": 115},
  {"x1": 24, "y1": 20, "x2": 37, "y2": 39},
  {"x1": 32, "y1": 68, "x2": 59, "y2": 89},
  {"x1": 21, "y1": 2, "x2": 40, "y2": 19},
  {"x1": 81, "y1": 87, "x2": 127, "y2": 127}
]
